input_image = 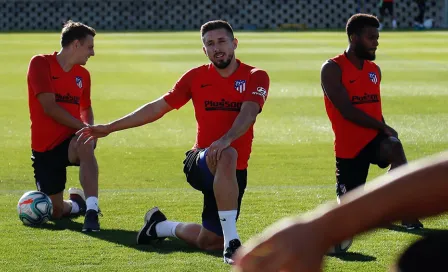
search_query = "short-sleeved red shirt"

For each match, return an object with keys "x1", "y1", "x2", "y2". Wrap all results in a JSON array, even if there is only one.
[
  {"x1": 27, "y1": 52, "x2": 91, "y2": 152},
  {"x1": 164, "y1": 60, "x2": 269, "y2": 169}
]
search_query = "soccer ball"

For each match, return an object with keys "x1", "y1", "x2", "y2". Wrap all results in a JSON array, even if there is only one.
[
  {"x1": 17, "y1": 191, "x2": 53, "y2": 225},
  {"x1": 327, "y1": 238, "x2": 353, "y2": 255}
]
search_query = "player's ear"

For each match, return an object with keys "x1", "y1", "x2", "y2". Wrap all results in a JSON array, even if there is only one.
[
  {"x1": 233, "y1": 38, "x2": 238, "y2": 50},
  {"x1": 73, "y1": 40, "x2": 80, "y2": 49},
  {"x1": 202, "y1": 46, "x2": 207, "y2": 56}
]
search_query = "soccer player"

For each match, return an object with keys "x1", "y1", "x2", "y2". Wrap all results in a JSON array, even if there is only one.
[
  {"x1": 76, "y1": 20, "x2": 269, "y2": 264},
  {"x1": 320, "y1": 14, "x2": 422, "y2": 229},
  {"x1": 233, "y1": 151, "x2": 448, "y2": 272},
  {"x1": 27, "y1": 21, "x2": 101, "y2": 232},
  {"x1": 378, "y1": 0, "x2": 397, "y2": 30}
]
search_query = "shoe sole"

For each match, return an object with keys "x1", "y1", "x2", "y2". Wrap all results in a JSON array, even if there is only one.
[
  {"x1": 144, "y1": 207, "x2": 160, "y2": 223},
  {"x1": 68, "y1": 188, "x2": 86, "y2": 201}
]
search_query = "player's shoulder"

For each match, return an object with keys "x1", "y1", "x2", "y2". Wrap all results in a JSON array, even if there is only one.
[
  {"x1": 366, "y1": 60, "x2": 380, "y2": 69},
  {"x1": 240, "y1": 62, "x2": 268, "y2": 77},
  {"x1": 181, "y1": 64, "x2": 208, "y2": 78},
  {"x1": 29, "y1": 54, "x2": 52, "y2": 66},
  {"x1": 321, "y1": 59, "x2": 341, "y2": 75},
  {"x1": 75, "y1": 65, "x2": 91, "y2": 77}
]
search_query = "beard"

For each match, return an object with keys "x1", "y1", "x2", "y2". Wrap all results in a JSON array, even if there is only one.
[
  {"x1": 354, "y1": 42, "x2": 376, "y2": 61},
  {"x1": 212, "y1": 53, "x2": 233, "y2": 69}
]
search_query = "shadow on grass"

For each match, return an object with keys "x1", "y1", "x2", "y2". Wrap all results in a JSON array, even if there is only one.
[
  {"x1": 327, "y1": 252, "x2": 377, "y2": 262},
  {"x1": 386, "y1": 224, "x2": 448, "y2": 237},
  {"x1": 35, "y1": 218, "x2": 221, "y2": 258}
]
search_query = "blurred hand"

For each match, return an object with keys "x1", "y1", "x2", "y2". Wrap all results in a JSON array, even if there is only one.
[
  {"x1": 233, "y1": 217, "x2": 328, "y2": 272},
  {"x1": 76, "y1": 124, "x2": 111, "y2": 144},
  {"x1": 206, "y1": 137, "x2": 232, "y2": 169}
]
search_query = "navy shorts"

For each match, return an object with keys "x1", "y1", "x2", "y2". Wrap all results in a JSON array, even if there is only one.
[
  {"x1": 183, "y1": 148, "x2": 247, "y2": 236},
  {"x1": 31, "y1": 136, "x2": 78, "y2": 196},
  {"x1": 335, "y1": 133, "x2": 390, "y2": 197}
]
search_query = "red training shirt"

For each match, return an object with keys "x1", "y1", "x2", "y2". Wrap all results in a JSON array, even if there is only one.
[{"x1": 164, "y1": 59, "x2": 269, "y2": 169}]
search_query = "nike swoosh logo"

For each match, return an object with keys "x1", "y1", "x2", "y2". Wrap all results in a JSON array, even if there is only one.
[
  {"x1": 201, "y1": 84, "x2": 212, "y2": 88},
  {"x1": 52, "y1": 76, "x2": 59, "y2": 80},
  {"x1": 145, "y1": 221, "x2": 157, "y2": 236},
  {"x1": 349, "y1": 79, "x2": 357, "y2": 83},
  {"x1": 220, "y1": 218, "x2": 227, "y2": 222}
]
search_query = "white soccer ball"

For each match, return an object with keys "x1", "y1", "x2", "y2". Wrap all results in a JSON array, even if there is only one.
[
  {"x1": 327, "y1": 238, "x2": 353, "y2": 255},
  {"x1": 17, "y1": 191, "x2": 53, "y2": 225}
]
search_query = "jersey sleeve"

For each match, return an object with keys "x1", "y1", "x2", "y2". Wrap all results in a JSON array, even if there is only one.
[
  {"x1": 244, "y1": 69, "x2": 270, "y2": 110},
  {"x1": 27, "y1": 55, "x2": 55, "y2": 96},
  {"x1": 80, "y1": 71, "x2": 92, "y2": 110},
  {"x1": 163, "y1": 68, "x2": 196, "y2": 110}
]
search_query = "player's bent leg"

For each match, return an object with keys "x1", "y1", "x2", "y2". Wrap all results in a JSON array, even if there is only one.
[
  {"x1": 68, "y1": 137, "x2": 99, "y2": 200},
  {"x1": 378, "y1": 137, "x2": 423, "y2": 229},
  {"x1": 379, "y1": 137, "x2": 407, "y2": 170},
  {"x1": 206, "y1": 147, "x2": 242, "y2": 264},
  {"x1": 68, "y1": 137, "x2": 100, "y2": 232},
  {"x1": 211, "y1": 147, "x2": 239, "y2": 210}
]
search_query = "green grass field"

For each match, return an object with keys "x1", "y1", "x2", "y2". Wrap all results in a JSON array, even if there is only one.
[{"x1": 1, "y1": 31, "x2": 447, "y2": 272}]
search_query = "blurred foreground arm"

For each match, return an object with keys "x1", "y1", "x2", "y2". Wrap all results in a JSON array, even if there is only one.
[{"x1": 234, "y1": 151, "x2": 448, "y2": 272}]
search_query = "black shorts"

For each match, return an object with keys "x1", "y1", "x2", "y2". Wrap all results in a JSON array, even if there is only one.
[
  {"x1": 380, "y1": 2, "x2": 394, "y2": 16},
  {"x1": 335, "y1": 133, "x2": 390, "y2": 197},
  {"x1": 31, "y1": 136, "x2": 78, "y2": 196},
  {"x1": 183, "y1": 148, "x2": 247, "y2": 236}
]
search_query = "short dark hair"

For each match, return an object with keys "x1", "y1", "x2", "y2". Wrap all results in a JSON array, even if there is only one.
[
  {"x1": 200, "y1": 20, "x2": 234, "y2": 39},
  {"x1": 346, "y1": 13, "x2": 379, "y2": 38},
  {"x1": 60, "y1": 20, "x2": 96, "y2": 48}
]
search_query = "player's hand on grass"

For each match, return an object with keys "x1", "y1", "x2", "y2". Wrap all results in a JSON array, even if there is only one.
[
  {"x1": 76, "y1": 124, "x2": 111, "y2": 144},
  {"x1": 207, "y1": 137, "x2": 232, "y2": 165},
  {"x1": 233, "y1": 217, "x2": 328, "y2": 272}
]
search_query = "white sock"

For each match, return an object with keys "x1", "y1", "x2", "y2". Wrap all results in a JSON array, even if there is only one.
[
  {"x1": 70, "y1": 200, "x2": 80, "y2": 214},
  {"x1": 155, "y1": 221, "x2": 179, "y2": 238},
  {"x1": 392, "y1": 19, "x2": 397, "y2": 29},
  {"x1": 218, "y1": 210, "x2": 239, "y2": 248},
  {"x1": 86, "y1": 196, "x2": 99, "y2": 212}
]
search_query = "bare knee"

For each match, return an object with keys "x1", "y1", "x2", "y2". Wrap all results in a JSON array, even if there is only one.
[
  {"x1": 76, "y1": 141, "x2": 95, "y2": 161},
  {"x1": 219, "y1": 147, "x2": 238, "y2": 164}
]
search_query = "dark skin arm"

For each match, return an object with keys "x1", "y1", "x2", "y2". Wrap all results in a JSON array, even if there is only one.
[{"x1": 321, "y1": 60, "x2": 397, "y2": 137}]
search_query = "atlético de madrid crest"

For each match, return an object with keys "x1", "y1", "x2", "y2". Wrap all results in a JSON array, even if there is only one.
[
  {"x1": 234, "y1": 80, "x2": 246, "y2": 93},
  {"x1": 368, "y1": 72, "x2": 378, "y2": 84},
  {"x1": 75, "y1": 76, "x2": 83, "y2": 89}
]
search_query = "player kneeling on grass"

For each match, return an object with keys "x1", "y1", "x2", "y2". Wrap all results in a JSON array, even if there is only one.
[
  {"x1": 27, "y1": 21, "x2": 100, "y2": 232},
  {"x1": 76, "y1": 20, "x2": 269, "y2": 264},
  {"x1": 321, "y1": 13, "x2": 422, "y2": 231}
]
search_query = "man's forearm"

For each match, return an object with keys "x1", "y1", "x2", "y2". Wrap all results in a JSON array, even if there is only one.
[
  {"x1": 81, "y1": 107, "x2": 94, "y2": 125},
  {"x1": 45, "y1": 104, "x2": 85, "y2": 130},
  {"x1": 107, "y1": 100, "x2": 167, "y2": 133},
  {"x1": 222, "y1": 111, "x2": 257, "y2": 143},
  {"x1": 342, "y1": 106, "x2": 387, "y2": 131}
]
